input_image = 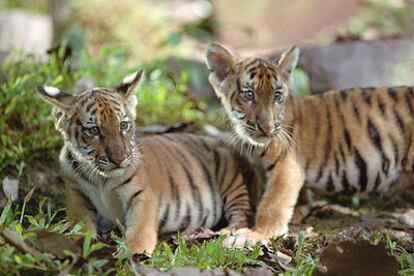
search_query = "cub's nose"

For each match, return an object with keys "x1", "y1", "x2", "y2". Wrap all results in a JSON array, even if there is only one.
[
  {"x1": 257, "y1": 123, "x2": 273, "y2": 136},
  {"x1": 108, "y1": 155, "x2": 126, "y2": 167}
]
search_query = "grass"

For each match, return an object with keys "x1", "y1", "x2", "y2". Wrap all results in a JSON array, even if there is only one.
[{"x1": 2, "y1": 189, "x2": 413, "y2": 274}]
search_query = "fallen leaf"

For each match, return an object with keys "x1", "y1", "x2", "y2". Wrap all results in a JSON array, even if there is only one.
[
  {"x1": 316, "y1": 240, "x2": 399, "y2": 276},
  {"x1": 1, "y1": 228, "x2": 40, "y2": 255},
  {"x1": 31, "y1": 230, "x2": 81, "y2": 258},
  {"x1": 273, "y1": 250, "x2": 294, "y2": 272},
  {"x1": 2, "y1": 177, "x2": 19, "y2": 201}
]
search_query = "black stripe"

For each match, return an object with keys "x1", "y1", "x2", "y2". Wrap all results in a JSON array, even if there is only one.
[
  {"x1": 340, "y1": 90, "x2": 348, "y2": 100},
  {"x1": 341, "y1": 171, "x2": 350, "y2": 194},
  {"x1": 377, "y1": 96, "x2": 386, "y2": 115},
  {"x1": 394, "y1": 109, "x2": 405, "y2": 133},
  {"x1": 388, "y1": 88, "x2": 398, "y2": 102},
  {"x1": 361, "y1": 89, "x2": 372, "y2": 106},
  {"x1": 225, "y1": 193, "x2": 249, "y2": 211},
  {"x1": 86, "y1": 102, "x2": 94, "y2": 112},
  {"x1": 245, "y1": 58, "x2": 261, "y2": 67},
  {"x1": 354, "y1": 148, "x2": 368, "y2": 192},
  {"x1": 324, "y1": 107, "x2": 333, "y2": 166},
  {"x1": 224, "y1": 162, "x2": 241, "y2": 194},
  {"x1": 182, "y1": 136, "x2": 217, "y2": 220},
  {"x1": 168, "y1": 174, "x2": 181, "y2": 221},
  {"x1": 389, "y1": 134, "x2": 399, "y2": 166},
  {"x1": 180, "y1": 204, "x2": 192, "y2": 229},
  {"x1": 159, "y1": 204, "x2": 169, "y2": 230},
  {"x1": 344, "y1": 129, "x2": 352, "y2": 150},
  {"x1": 404, "y1": 92, "x2": 414, "y2": 116},
  {"x1": 127, "y1": 189, "x2": 144, "y2": 207},
  {"x1": 334, "y1": 156, "x2": 340, "y2": 176},
  {"x1": 222, "y1": 182, "x2": 245, "y2": 202},
  {"x1": 266, "y1": 150, "x2": 287, "y2": 171},
  {"x1": 315, "y1": 166, "x2": 324, "y2": 183},
  {"x1": 351, "y1": 99, "x2": 361, "y2": 123},
  {"x1": 371, "y1": 173, "x2": 381, "y2": 195},
  {"x1": 339, "y1": 145, "x2": 346, "y2": 163},
  {"x1": 152, "y1": 138, "x2": 182, "y2": 221},
  {"x1": 326, "y1": 174, "x2": 334, "y2": 192},
  {"x1": 113, "y1": 172, "x2": 137, "y2": 190},
  {"x1": 366, "y1": 119, "x2": 389, "y2": 175},
  {"x1": 66, "y1": 150, "x2": 89, "y2": 182},
  {"x1": 77, "y1": 189, "x2": 97, "y2": 213},
  {"x1": 172, "y1": 148, "x2": 204, "y2": 225}
]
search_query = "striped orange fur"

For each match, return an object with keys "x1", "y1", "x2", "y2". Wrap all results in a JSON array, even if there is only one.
[
  {"x1": 37, "y1": 71, "x2": 259, "y2": 254},
  {"x1": 205, "y1": 43, "x2": 414, "y2": 246}
]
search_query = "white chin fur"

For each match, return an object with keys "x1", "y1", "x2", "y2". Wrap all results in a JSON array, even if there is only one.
[
  {"x1": 99, "y1": 168, "x2": 126, "y2": 178},
  {"x1": 234, "y1": 124, "x2": 268, "y2": 147}
]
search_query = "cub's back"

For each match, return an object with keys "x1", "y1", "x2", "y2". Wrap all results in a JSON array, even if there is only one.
[
  {"x1": 139, "y1": 133, "x2": 259, "y2": 232},
  {"x1": 295, "y1": 86, "x2": 414, "y2": 194}
]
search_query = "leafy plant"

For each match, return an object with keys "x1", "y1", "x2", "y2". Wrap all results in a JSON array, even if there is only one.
[
  {"x1": 0, "y1": 50, "x2": 77, "y2": 175},
  {"x1": 144, "y1": 235, "x2": 264, "y2": 272}
]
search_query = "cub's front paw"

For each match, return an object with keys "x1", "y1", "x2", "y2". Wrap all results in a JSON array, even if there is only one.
[
  {"x1": 126, "y1": 239, "x2": 156, "y2": 255},
  {"x1": 222, "y1": 228, "x2": 268, "y2": 248}
]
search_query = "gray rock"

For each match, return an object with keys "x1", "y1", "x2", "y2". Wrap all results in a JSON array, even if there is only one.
[
  {"x1": 0, "y1": 10, "x2": 53, "y2": 59},
  {"x1": 298, "y1": 39, "x2": 414, "y2": 93}
]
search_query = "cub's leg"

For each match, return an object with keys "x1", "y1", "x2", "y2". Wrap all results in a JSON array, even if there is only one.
[
  {"x1": 65, "y1": 187, "x2": 97, "y2": 235},
  {"x1": 230, "y1": 153, "x2": 304, "y2": 246},
  {"x1": 124, "y1": 188, "x2": 159, "y2": 255},
  {"x1": 219, "y1": 172, "x2": 251, "y2": 235}
]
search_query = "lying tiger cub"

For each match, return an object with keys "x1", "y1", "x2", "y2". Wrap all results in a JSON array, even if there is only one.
[
  {"x1": 37, "y1": 70, "x2": 259, "y2": 254},
  {"x1": 205, "y1": 43, "x2": 414, "y2": 245}
]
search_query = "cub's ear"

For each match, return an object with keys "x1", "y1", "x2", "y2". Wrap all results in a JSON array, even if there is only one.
[
  {"x1": 274, "y1": 46, "x2": 299, "y2": 83},
  {"x1": 115, "y1": 70, "x2": 144, "y2": 98},
  {"x1": 205, "y1": 43, "x2": 236, "y2": 82},
  {"x1": 36, "y1": 85, "x2": 75, "y2": 111}
]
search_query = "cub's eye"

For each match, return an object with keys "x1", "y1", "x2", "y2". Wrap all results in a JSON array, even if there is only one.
[
  {"x1": 274, "y1": 90, "x2": 283, "y2": 103},
  {"x1": 85, "y1": 126, "x2": 100, "y2": 136},
  {"x1": 244, "y1": 90, "x2": 255, "y2": 101},
  {"x1": 120, "y1": 121, "x2": 130, "y2": 131}
]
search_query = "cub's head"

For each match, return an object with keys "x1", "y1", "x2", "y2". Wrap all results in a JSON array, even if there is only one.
[
  {"x1": 205, "y1": 44, "x2": 299, "y2": 147},
  {"x1": 37, "y1": 70, "x2": 143, "y2": 178}
]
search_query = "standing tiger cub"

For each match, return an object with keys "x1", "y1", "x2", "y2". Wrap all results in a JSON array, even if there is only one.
[
  {"x1": 205, "y1": 43, "x2": 414, "y2": 245},
  {"x1": 36, "y1": 70, "x2": 258, "y2": 254}
]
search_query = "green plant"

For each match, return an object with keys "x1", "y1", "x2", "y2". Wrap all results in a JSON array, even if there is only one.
[
  {"x1": 283, "y1": 231, "x2": 317, "y2": 276},
  {"x1": 0, "y1": 50, "x2": 77, "y2": 175},
  {"x1": 144, "y1": 235, "x2": 264, "y2": 272}
]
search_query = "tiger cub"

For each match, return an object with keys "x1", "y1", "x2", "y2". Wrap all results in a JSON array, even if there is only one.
[
  {"x1": 36, "y1": 70, "x2": 259, "y2": 254},
  {"x1": 205, "y1": 43, "x2": 414, "y2": 245}
]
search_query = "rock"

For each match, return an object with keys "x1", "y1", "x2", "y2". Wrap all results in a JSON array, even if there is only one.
[
  {"x1": 298, "y1": 39, "x2": 414, "y2": 93},
  {"x1": 0, "y1": 10, "x2": 53, "y2": 59},
  {"x1": 2, "y1": 176, "x2": 19, "y2": 202}
]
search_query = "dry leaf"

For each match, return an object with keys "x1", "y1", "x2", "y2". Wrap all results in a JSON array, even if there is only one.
[
  {"x1": 31, "y1": 230, "x2": 81, "y2": 258},
  {"x1": 317, "y1": 240, "x2": 399, "y2": 276},
  {"x1": 273, "y1": 250, "x2": 294, "y2": 272},
  {"x1": 1, "y1": 229, "x2": 40, "y2": 255}
]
